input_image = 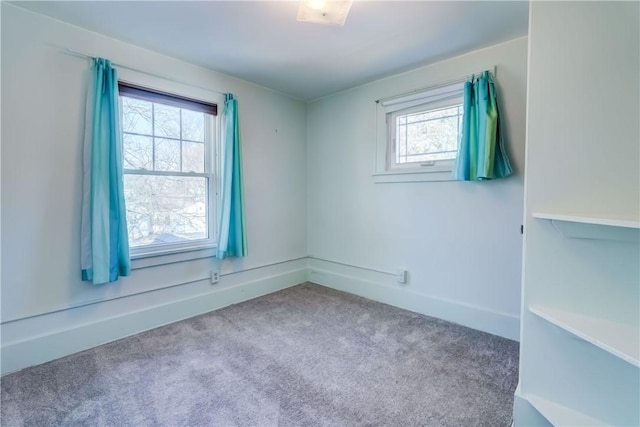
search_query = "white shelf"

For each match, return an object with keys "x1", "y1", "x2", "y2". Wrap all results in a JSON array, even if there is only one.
[
  {"x1": 530, "y1": 304, "x2": 640, "y2": 368},
  {"x1": 527, "y1": 393, "x2": 606, "y2": 426},
  {"x1": 532, "y1": 212, "x2": 640, "y2": 228},
  {"x1": 532, "y1": 212, "x2": 640, "y2": 241}
]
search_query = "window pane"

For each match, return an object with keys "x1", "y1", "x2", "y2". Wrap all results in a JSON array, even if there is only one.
[
  {"x1": 396, "y1": 121, "x2": 407, "y2": 163},
  {"x1": 182, "y1": 141, "x2": 205, "y2": 173},
  {"x1": 396, "y1": 104, "x2": 462, "y2": 164},
  {"x1": 121, "y1": 97, "x2": 152, "y2": 135},
  {"x1": 154, "y1": 103, "x2": 180, "y2": 138},
  {"x1": 182, "y1": 109, "x2": 205, "y2": 142},
  {"x1": 123, "y1": 134, "x2": 152, "y2": 170},
  {"x1": 155, "y1": 138, "x2": 180, "y2": 172},
  {"x1": 124, "y1": 175, "x2": 208, "y2": 247}
]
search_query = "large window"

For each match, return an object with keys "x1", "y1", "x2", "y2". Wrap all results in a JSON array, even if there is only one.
[{"x1": 118, "y1": 82, "x2": 218, "y2": 256}]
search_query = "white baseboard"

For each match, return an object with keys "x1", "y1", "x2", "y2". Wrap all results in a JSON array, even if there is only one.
[
  {"x1": 1, "y1": 267, "x2": 307, "y2": 375},
  {"x1": 512, "y1": 384, "x2": 553, "y2": 427},
  {"x1": 308, "y1": 258, "x2": 520, "y2": 341},
  {"x1": 2, "y1": 256, "x2": 520, "y2": 375}
]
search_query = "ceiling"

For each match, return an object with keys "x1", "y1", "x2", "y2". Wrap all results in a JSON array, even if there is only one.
[{"x1": 12, "y1": 1, "x2": 529, "y2": 101}]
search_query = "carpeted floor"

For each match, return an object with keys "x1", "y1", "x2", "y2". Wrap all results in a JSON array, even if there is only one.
[{"x1": 1, "y1": 283, "x2": 519, "y2": 427}]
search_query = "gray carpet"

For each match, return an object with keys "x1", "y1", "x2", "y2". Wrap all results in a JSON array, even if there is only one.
[{"x1": 1, "y1": 283, "x2": 519, "y2": 427}]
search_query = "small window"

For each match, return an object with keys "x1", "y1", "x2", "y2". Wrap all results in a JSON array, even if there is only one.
[
  {"x1": 374, "y1": 80, "x2": 465, "y2": 182},
  {"x1": 118, "y1": 82, "x2": 219, "y2": 256},
  {"x1": 389, "y1": 102, "x2": 463, "y2": 170}
]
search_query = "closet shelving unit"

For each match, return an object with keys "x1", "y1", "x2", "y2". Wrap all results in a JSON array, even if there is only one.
[
  {"x1": 514, "y1": 3, "x2": 640, "y2": 425},
  {"x1": 531, "y1": 213, "x2": 639, "y2": 368},
  {"x1": 518, "y1": 212, "x2": 640, "y2": 426}
]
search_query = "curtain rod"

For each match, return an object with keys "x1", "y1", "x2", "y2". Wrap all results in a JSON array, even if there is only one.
[
  {"x1": 374, "y1": 66, "x2": 496, "y2": 104},
  {"x1": 64, "y1": 48, "x2": 229, "y2": 97}
]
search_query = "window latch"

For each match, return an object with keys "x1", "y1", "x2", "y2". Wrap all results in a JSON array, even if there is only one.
[{"x1": 420, "y1": 161, "x2": 436, "y2": 167}]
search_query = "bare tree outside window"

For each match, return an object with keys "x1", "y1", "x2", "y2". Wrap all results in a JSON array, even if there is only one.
[
  {"x1": 119, "y1": 88, "x2": 215, "y2": 250},
  {"x1": 395, "y1": 104, "x2": 463, "y2": 164}
]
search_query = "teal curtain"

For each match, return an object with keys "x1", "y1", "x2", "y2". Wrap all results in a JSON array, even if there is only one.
[
  {"x1": 453, "y1": 71, "x2": 513, "y2": 181},
  {"x1": 80, "y1": 58, "x2": 130, "y2": 284},
  {"x1": 217, "y1": 94, "x2": 247, "y2": 259}
]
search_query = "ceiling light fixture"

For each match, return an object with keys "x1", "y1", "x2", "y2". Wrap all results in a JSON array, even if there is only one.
[
  {"x1": 297, "y1": 0, "x2": 353, "y2": 26},
  {"x1": 307, "y1": 0, "x2": 327, "y2": 10}
]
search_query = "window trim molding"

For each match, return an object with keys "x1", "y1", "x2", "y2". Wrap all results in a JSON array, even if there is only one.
[
  {"x1": 372, "y1": 169, "x2": 457, "y2": 184},
  {"x1": 386, "y1": 97, "x2": 464, "y2": 171},
  {"x1": 131, "y1": 242, "x2": 217, "y2": 262},
  {"x1": 373, "y1": 66, "x2": 495, "y2": 183}
]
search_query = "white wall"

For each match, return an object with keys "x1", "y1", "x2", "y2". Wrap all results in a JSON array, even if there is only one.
[
  {"x1": 1, "y1": 4, "x2": 528, "y2": 374},
  {"x1": 307, "y1": 37, "x2": 528, "y2": 340},
  {"x1": 1, "y1": 4, "x2": 308, "y2": 374}
]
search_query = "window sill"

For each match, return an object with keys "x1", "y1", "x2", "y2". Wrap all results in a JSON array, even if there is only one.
[
  {"x1": 373, "y1": 169, "x2": 456, "y2": 183},
  {"x1": 130, "y1": 244, "x2": 217, "y2": 270}
]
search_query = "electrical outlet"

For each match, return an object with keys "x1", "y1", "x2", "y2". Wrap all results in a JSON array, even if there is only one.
[
  {"x1": 397, "y1": 269, "x2": 408, "y2": 284},
  {"x1": 210, "y1": 270, "x2": 219, "y2": 284}
]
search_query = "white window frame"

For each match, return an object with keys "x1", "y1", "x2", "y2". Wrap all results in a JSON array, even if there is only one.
[
  {"x1": 387, "y1": 97, "x2": 464, "y2": 173},
  {"x1": 373, "y1": 68, "x2": 495, "y2": 183},
  {"x1": 118, "y1": 80, "x2": 222, "y2": 260},
  {"x1": 374, "y1": 82, "x2": 464, "y2": 183}
]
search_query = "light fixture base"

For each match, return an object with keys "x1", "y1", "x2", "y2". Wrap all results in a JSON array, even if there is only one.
[{"x1": 296, "y1": 0, "x2": 354, "y2": 26}]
